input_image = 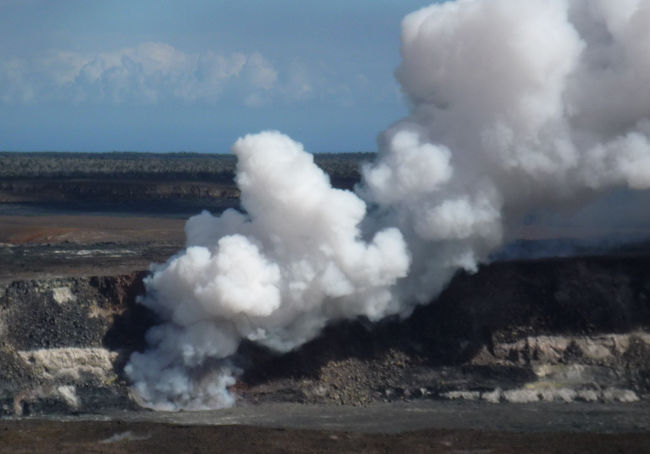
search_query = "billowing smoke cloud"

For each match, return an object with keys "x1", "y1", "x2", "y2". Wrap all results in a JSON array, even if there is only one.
[
  {"x1": 126, "y1": 0, "x2": 650, "y2": 409},
  {"x1": 126, "y1": 132, "x2": 410, "y2": 409}
]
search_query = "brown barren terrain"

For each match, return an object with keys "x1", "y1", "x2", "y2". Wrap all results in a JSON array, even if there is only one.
[
  {"x1": 0, "y1": 215, "x2": 185, "y2": 281},
  {"x1": 0, "y1": 215, "x2": 185, "y2": 245},
  {"x1": 2, "y1": 420, "x2": 649, "y2": 454}
]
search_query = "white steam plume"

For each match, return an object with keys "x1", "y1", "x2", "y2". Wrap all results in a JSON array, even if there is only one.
[
  {"x1": 126, "y1": 131, "x2": 410, "y2": 409},
  {"x1": 126, "y1": 0, "x2": 650, "y2": 409}
]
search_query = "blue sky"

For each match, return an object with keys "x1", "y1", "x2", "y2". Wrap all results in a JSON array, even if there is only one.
[{"x1": 0, "y1": 0, "x2": 437, "y2": 153}]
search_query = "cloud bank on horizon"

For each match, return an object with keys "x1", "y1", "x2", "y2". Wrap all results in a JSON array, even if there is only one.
[
  {"x1": 0, "y1": 43, "x2": 279, "y2": 106},
  {"x1": 0, "y1": 1, "x2": 425, "y2": 108},
  {"x1": 125, "y1": 0, "x2": 650, "y2": 410}
]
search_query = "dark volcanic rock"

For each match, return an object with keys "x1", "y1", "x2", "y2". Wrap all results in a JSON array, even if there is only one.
[
  {"x1": 2, "y1": 254, "x2": 650, "y2": 415},
  {"x1": 0, "y1": 272, "x2": 155, "y2": 415},
  {"x1": 1, "y1": 273, "x2": 149, "y2": 350},
  {"x1": 0, "y1": 179, "x2": 240, "y2": 214},
  {"x1": 240, "y1": 255, "x2": 650, "y2": 405}
]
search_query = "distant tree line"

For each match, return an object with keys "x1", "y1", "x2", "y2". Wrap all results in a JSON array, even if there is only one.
[{"x1": 0, "y1": 151, "x2": 375, "y2": 184}]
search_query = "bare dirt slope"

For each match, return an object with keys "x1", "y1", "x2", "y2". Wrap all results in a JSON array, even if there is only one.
[{"x1": 0, "y1": 215, "x2": 184, "y2": 281}]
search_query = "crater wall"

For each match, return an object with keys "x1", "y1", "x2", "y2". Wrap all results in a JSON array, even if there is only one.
[{"x1": 1, "y1": 255, "x2": 650, "y2": 415}]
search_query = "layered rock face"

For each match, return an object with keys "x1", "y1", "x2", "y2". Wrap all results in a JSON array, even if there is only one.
[
  {"x1": 0, "y1": 273, "x2": 150, "y2": 415},
  {"x1": 1, "y1": 255, "x2": 649, "y2": 415},
  {"x1": 239, "y1": 255, "x2": 650, "y2": 405}
]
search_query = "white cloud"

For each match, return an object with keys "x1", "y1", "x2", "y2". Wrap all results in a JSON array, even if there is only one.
[
  {"x1": 0, "y1": 42, "x2": 277, "y2": 105},
  {"x1": 284, "y1": 59, "x2": 314, "y2": 101},
  {"x1": 0, "y1": 41, "x2": 401, "y2": 109},
  {"x1": 244, "y1": 52, "x2": 277, "y2": 90}
]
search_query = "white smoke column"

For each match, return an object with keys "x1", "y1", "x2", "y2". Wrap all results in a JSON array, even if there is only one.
[
  {"x1": 361, "y1": 0, "x2": 650, "y2": 303},
  {"x1": 126, "y1": 0, "x2": 650, "y2": 409},
  {"x1": 126, "y1": 131, "x2": 410, "y2": 409}
]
